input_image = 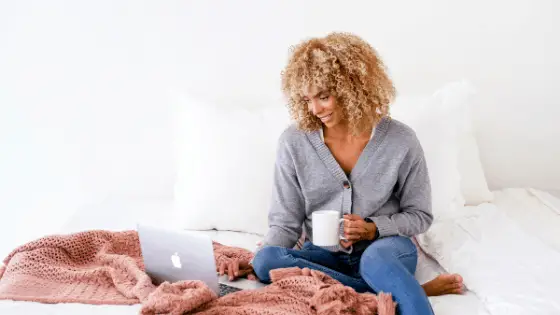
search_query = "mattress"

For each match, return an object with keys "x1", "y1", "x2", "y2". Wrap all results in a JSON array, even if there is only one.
[{"x1": 3, "y1": 189, "x2": 553, "y2": 315}]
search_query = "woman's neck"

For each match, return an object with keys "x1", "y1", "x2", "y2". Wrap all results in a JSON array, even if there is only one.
[{"x1": 324, "y1": 123, "x2": 373, "y2": 142}]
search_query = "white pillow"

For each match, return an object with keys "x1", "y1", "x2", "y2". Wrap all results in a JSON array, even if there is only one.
[
  {"x1": 172, "y1": 92, "x2": 291, "y2": 236},
  {"x1": 391, "y1": 94, "x2": 464, "y2": 220},
  {"x1": 434, "y1": 81, "x2": 493, "y2": 205},
  {"x1": 171, "y1": 81, "x2": 487, "y2": 235},
  {"x1": 392, "y1": 80, "x2": 493, "y2": 206}
]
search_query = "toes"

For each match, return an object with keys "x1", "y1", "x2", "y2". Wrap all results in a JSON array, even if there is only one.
[
  {"x1": 442, "y1": 282, "x2": 462, "y2": 292},
  {"x1": 443, "y1": 285, "x2": 464, "y2": 295},
  {"x1": 452, "y1": 287, "x2": 463, "y2": 294},
  {"x1": 440, "y1": 273, "x2": 463, "y2": 284},
  {"x1": 439, "y1": 273, "x2": 458, "y2": 281},
  {"x1": 452, "y1": 283, "x2": 465, "y2": 294}
]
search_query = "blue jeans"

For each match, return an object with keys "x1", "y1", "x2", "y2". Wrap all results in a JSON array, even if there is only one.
[{"x1": 252, "y1": 236, "x2": 433, "y2": 315}]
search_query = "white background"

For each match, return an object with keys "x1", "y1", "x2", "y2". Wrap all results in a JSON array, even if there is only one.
[{"x1": 1, "y1": 0, "x2": 559, "y2": 256}]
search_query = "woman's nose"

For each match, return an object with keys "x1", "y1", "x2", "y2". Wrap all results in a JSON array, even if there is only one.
[{"x1": 309, "y1": 100, "x2": 322, "y2": 115}]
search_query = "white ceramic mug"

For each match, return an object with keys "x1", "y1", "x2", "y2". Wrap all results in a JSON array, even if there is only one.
[{"x1": 311, "y1": 210, "x2": 347, "y2": 247}]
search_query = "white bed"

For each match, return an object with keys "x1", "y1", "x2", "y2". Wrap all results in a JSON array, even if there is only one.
[{"x1": 6, "y1": 188, "x2": 556, "y2": 314}]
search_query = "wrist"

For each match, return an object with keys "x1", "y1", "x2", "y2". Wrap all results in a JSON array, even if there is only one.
[{"x1": 365, "y1": 221, "x2": 378, "y2": 241}]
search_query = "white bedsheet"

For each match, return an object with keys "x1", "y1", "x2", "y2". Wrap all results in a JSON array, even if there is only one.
[
  {"x1": 493, "y1": 188, "x2": 560, "y2": 253},
  {"x1": 11, "y1": 189, "x2": 556, "y2": 314},
  {"x1": 417, "y1": 188, "x2": 560, "y2": 315}
]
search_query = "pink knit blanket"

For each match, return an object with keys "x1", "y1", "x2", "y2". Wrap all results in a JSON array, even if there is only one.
[{"x1": 0, "y1": 230, "x2": 395, "y2": 315}]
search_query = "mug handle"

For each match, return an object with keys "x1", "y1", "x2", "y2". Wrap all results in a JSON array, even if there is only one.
[{"x1": 339, "y1": 218, "x2": 348, "y2": 242}]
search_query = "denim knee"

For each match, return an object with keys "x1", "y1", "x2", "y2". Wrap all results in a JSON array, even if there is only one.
[
  {"x1": 359, "y1": 245, "x2": 392, "y2": 277},
  {"x1": 251, "y1": 246, "x2": 286, "y2": 282},
  {"x1": 359, "y1": 237, "x2": 418, "y2": 278}
]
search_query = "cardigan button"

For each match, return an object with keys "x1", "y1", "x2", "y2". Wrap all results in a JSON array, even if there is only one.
[{"x1": 343, "y1": 181, "x2": 351, "y2": 189}]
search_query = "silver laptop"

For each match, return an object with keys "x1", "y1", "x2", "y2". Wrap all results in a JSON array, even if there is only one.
[{"x1": 137, "y1": 224, "x2": 264, "y2": 297}]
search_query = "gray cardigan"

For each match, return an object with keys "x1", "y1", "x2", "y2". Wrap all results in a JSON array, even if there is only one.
[{"x1": 261, "y1": 116, "x2": 433, "y2": 254}]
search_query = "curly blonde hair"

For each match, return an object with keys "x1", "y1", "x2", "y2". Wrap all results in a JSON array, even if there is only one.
[{"x1": 281, "y1": 32, "x2": 396, "y2": 136}]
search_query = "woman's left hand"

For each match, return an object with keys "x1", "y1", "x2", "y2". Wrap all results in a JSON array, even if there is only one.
[{"x1": 340, "y1": 214, "x2": 377, "y2": 248}]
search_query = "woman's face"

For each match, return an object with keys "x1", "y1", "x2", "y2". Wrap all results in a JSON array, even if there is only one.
[{"x1": 303, "y1": 86, "x2": 344, "y2": 128}]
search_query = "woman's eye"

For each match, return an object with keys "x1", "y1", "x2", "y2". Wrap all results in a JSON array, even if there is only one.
[{"x1": 320, "y1": 96, "x2": 329, "y2": 101}]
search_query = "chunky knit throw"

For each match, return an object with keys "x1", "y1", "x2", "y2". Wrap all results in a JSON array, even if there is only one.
[{"x1": 0, "y1": 230, "x2": 395, "y2": 315}]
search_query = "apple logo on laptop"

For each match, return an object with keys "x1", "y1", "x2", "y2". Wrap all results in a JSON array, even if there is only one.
[{"x1": 171, "y1": 252, "x2": 182, "y2": 269}]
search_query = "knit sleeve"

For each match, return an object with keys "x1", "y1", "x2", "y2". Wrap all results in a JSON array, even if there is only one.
[
  {"x1": 368, "y1": 135, "x2": 433, "y2": 238},
  {"x1": 259, "y1": 134, "x2": 306, "y2": 251}
]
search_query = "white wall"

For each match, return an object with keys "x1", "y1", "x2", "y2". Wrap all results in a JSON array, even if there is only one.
[
  {"x1": 0, "y1": 1, "x2": 180, "y2": 254},
  {"x1": 175, "y1": 0, "x2": 560, "y2": 192},
  {"x1": 1, "y1": 0, "x2": 559, "y2": 253}
]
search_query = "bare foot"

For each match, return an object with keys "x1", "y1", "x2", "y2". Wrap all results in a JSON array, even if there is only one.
[{"x1": 422, "y1": 274, "x2": 464, "y2": 296}]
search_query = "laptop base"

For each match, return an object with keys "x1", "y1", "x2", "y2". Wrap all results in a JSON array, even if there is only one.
[{"x1": 219, "y1": 283, "x2": 243, "y2": 296}]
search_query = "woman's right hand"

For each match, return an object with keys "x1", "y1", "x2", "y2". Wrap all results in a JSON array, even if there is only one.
[{"x1": 218, "y1": 258, "x2": 257, "y2": 281}]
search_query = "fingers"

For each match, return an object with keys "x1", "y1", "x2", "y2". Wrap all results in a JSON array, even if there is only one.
[
  {"x1": 344, "y1": 234, "x2": 364, "y2": 242},
  {"x1": 344, "y1": 225, "x2": 366, "y2": 241},
  {"x1": 219, "y1": 259, "x2": 257, "y2": 281},
  {"x1": 340, "y1": 239, "x2": 354, "y2": 248},
  {"x1": 227, "y1": 263, "x2": 234, "y2": 280},
  {"x1": 344, "y1": 214, "x2": 363, "y2": 221},
  {"x1": 219, "y1": 261, "x2": 226, "y2": 276},
  {"x1": 227, "y1": 260, "x2": 239, "y2": 280},
  {"x1": 344, "y1": 227, "x2": 363, "y2": 235},
  {"x1": 232, "y1": 260, "x2": 240, "y2": 277},
  {"x1": 237, "y1": 267, "x2": 254, "y2": 278},
  {"x1": 344, "y1": 219, "x2": 366, "y2": 229},
  {"x1": 344, "y1": 233, "x2": 363, "y2": 241}
]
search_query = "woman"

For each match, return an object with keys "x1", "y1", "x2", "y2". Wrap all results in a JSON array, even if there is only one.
[{"x1": 219, "y1": 32, "x2": 463, "y2": 315}]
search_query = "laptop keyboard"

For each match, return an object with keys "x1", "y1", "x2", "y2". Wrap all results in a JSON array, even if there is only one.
[{"x1": 219, "y1": 283, "x2": 243, "y2": 297}]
